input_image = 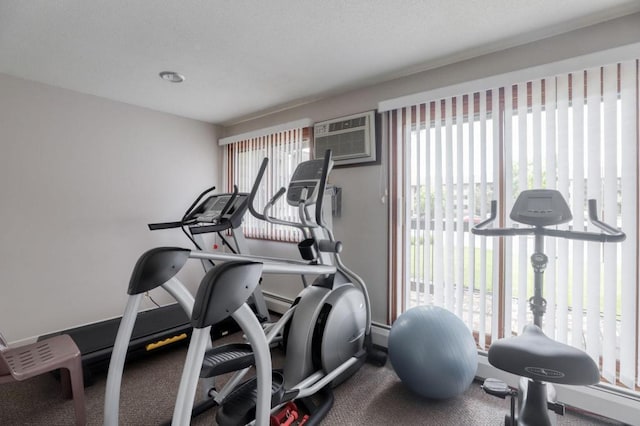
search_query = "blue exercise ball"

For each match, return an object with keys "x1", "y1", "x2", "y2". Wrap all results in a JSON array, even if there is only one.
[{"x1": 389, "y1": 305, "x2": 477, "y2": 399}]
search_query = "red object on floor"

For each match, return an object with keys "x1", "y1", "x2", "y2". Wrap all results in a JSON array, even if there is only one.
[{"x1": 270, "y1": 401, "x2": 300, "y2": 426}]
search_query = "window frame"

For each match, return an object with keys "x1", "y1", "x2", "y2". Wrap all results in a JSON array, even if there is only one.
[
  {"x1": 224, "y1": 127, "x2": 313, "y2": 242},
  {"x1": 387, "y1": 59, "x2": 640, "y2": 391}
]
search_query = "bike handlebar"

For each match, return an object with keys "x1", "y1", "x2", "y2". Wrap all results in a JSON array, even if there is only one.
[{"x1": 471, "y1": 200, "x2": 626, "y2": 243}]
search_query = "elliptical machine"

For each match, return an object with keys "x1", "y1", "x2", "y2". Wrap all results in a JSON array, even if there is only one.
[
  {"x1": 104, "y1": 150, "x2": 385, "y2": 425},
  {"x1": 171, "y1": 150, "x2": 386, "y2": 425},
  {"x1": 472, "y1": 189, "x2": 625, "y2": 425}
]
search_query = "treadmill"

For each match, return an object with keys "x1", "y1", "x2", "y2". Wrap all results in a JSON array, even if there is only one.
[{"x1": 40, "y1": 187, "x2": 269, "y2": 384}]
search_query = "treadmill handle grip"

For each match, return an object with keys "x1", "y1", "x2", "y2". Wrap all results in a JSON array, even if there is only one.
[{"x1": 148, "y1": 221, "x2": 189, "y2": 231}]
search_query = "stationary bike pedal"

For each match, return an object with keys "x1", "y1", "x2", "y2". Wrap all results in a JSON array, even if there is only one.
[
  {"x1": 482, "y1": 378, "x2": 516, "y2": 399},
  {"x1": 482, "y1": 379, "x2": 518, "y2": 426}
]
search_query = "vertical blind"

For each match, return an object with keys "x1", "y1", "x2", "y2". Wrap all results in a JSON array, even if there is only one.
[
  {"x1": 389, "y1": 59, "x2": 639, "y2": 390},
  {"x1": 224, "y1": 127, "x2": 310, "y2": 242}
]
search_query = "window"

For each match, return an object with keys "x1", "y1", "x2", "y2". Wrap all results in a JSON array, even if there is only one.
[
  {"x1": 388, "y1": 59, "x2": 639, "y2": 391},
  {"x1": 223, "y1": 126, "x2": 311, "y2": 241}
]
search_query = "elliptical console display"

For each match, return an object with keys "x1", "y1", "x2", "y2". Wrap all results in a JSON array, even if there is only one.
[{"x1": 286, "y1": 159, "x2": 327, "y2": 206}]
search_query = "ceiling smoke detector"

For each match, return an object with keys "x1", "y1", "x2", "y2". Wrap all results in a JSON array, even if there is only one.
[{"x1": 159, "y1": 71, "x2": 185, "y2": 83}]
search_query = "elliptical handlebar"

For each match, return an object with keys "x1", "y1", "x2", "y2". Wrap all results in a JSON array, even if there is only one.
[
  {"x1": 315, "y1": 150, "x2": 332, "y2": 228},
  {"x1": 471, "y1": 199, "x2": 626, "y2": 243},
  {"x1": 260, "y1": 187, "x2": 309, "y2": 230},
  {"x1": 248, "y1": 151, "x2": 333, "y2": 231},
  {"x1": 248, "y1": 157, "x2": 269, "y2": 222}
]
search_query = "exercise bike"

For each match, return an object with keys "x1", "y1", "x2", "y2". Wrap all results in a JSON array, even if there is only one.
[{"x1": 472, "y1": 189, "x2": 625, "y2": 425}]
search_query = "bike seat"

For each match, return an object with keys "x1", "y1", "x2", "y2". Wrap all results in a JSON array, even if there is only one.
[{"x1": 488, "y1": 324, "x2": 600, "y2": 386}]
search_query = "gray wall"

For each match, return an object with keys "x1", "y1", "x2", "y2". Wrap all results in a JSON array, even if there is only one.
[
  {"x1": 0, "y1": 74, "x2": 221, "y2": 342},
  {"x1": 224, "y1": 12, "x2": 640, "y2": 326},
  {"x1": 2, "y1": 12, "x2": 638, "y2": 341}
]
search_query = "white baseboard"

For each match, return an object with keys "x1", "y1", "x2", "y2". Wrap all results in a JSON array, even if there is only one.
[{"x1": 369, "y1": 322, "x2": 390, "y2": 347}]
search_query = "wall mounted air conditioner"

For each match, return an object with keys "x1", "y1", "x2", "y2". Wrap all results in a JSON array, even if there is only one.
[{"x1": 313, "y1": 110, "x2": 378, "y2": 167}]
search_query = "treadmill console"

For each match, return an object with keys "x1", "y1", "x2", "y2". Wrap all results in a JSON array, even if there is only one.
[
  {"x1": 286, "y1": 159, "x2": 332, "y2": 206},
  {"x1": 510, "y1": 189, "x2": 572, "y2": 227},
  {"x1": 186, "y1": 193, "x2": 248, "y2": 223}
]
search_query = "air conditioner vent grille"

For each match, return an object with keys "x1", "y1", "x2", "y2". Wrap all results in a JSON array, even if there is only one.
[
  {"x1": 315, "y1": 130, "x2": 367, "y2": 159},
  {"x1": 313, "y1": 111, "x2": 376, "y2": 166},
  {"x1": 328, "y1": 116, "x2": 367, "y2": 132}
]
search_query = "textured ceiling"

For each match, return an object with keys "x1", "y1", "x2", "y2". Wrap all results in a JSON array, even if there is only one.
[{"x1": 1, "y1": 1, "x2": 639, "y2": 124}]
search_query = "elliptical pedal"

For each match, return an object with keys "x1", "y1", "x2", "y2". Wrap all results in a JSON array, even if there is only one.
[
  {"x1": 200, "y1": 343, "x2": 255, "y2": 377},
  {"x1": 216, "y1": 371, "x2": 285, "y2": 426}
]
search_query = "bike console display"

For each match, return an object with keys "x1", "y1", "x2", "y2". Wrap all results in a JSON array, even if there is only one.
[{"x1": 510, "y1": 189, "x2": 572, "y2": 227}]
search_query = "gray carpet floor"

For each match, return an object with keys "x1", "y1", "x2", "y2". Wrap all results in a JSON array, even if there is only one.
[{"x1": 0, "y1": 337, "x2": 625, "y2": 425}]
